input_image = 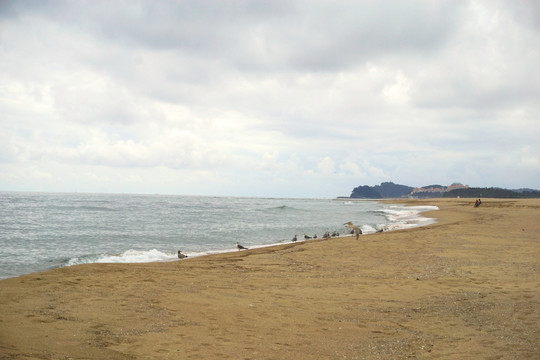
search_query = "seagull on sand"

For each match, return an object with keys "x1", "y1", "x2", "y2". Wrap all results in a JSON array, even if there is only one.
[
  {"x1": 177, "y1": 250, "x2": 188, "y2": 259},
  {"x1": 236, "y1": 242, "x2": 248, "y2": 250},
  {"x1": 292, "y1": 235, "x2": 297, "y2": 242},
  {"x1": 344, "y1": 222, "x2": 362, "y2": 240}
]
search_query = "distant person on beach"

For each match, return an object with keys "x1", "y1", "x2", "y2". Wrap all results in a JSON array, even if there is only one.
[{"x1": 474, "y1": 199, "x2": 482, "y2": 207}]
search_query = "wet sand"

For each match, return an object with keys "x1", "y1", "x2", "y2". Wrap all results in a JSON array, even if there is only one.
[{"x1": 1, "y1": 198, "x2": 539, "y2": 359}]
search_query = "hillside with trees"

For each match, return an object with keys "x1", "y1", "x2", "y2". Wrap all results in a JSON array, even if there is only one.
[
  {"x1": 443, "y1": 187, "x2": 540, "y2": 198},
  {"x1": 350, "y1": 182, "x2": 413, "y2": 198},
  {"x1": 349, "y1": 182, "x2": 540, "y2": 199}
]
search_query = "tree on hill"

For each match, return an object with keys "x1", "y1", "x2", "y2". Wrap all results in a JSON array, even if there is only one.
[
  {"x1": 349, "y1": 183, "x2": 540, "y2": 199},
  {"x1": 350, "y1": 182, "x2": 413, "y2": 198},
  {"x1": 520, "y1": 190, "x2": 540, "y2": 198},
  {"x1": 374, "y1": 182, "x2": 414, "y2": 198},
  {"x1": 443, "y1": 187, "x2": 540, "y2": 198},
  {"x1": 350, "y1": 185, "x2": 382, "y2": 199},
  {"x1": 413, "y1": 191, "x2": 445, "y2": 198}
]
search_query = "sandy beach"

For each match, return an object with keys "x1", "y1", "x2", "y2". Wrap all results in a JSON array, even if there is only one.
[{"x1": 1, "y1": 198, "x2": 539, "y2": 359}]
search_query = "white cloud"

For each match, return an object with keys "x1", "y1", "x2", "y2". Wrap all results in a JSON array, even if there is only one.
[
  {"x1": 317, "y1": 156, "x2": 335, "y2": 175},
  {"x1": 1, "y1": 1, "x2": 539, "y2": 196}
]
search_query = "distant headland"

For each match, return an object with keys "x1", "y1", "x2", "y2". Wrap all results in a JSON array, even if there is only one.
[{"x1": 346, "y1": 182, "x2": 540, "y2": 199}]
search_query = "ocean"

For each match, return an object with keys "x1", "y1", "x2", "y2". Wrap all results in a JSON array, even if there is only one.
[{"x1": 0, "y1": 192, "x2": 438, "y2": 280}]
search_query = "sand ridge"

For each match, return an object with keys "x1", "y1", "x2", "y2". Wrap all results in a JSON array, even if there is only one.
[{"x1": 1, "y1": 198, "x2": 539, "y2": 359}]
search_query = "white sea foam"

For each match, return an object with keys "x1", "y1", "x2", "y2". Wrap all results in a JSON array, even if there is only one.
[
  {"x1": 380, "y1": 205, "x2": 438, "y2": 230},
  {"x1": 361, "y1": 224, "x2": 378, "y2": 233},
  {"x1": 67, "y1": 249, "x2": 178, "y2": 266}
]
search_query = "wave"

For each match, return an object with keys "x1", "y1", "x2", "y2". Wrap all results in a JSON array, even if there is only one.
[
  {"x1": 262, "y1": 205, "x2": 306, "y2": 212},
  {"x1": 54, "y1": 205, "x2": 441, "y2": 270},
  {"x1": 270, "y1": 205, "x2": 289, "y2": 210},
  {"x1": 50, "y1": 205, "x2": 116, "y2": 212},
  {"x1": 380, "y1": 205, "x2": 438, "y2": 229},
  {"x1": 78, "y1": 206, "x2": 116, "y2": 211},
  {"x1": 1, "y1": 194, "x2": 444, "y2": 280},
  {"x1": 66, "y1": 249, "x2": 178, "y2": 266}
]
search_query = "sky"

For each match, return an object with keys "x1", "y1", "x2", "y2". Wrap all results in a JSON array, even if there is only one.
[{"x1": 1, "y1": 0, "x2": 539, "y2": 198}]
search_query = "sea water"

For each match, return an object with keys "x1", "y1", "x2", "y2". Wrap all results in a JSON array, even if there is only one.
[{"x1": 0, "y1": 192, "x2": 438, "y2": 280}]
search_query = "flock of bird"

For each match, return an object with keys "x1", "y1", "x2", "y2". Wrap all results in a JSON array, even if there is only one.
[
  {"x1": 291, "y1": 230, "x2": 341, "y2": 242},
  {"x1": 179, "y1": 222, "x2": 373, "y2": 257},
  {"x1": 236, "y1": 221, "x2": 368, "y2": 250}
]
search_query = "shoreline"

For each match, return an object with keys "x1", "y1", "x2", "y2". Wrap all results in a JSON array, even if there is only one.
[
  {"x1": 174, "y1": 201, "x2": 438, "y2": 260},
  {"x1": 0, "y1": 200, "x2": 437, "y2": 281},
  {"x1": 1, "y1": 198, "x2": 539, "y2": 359}
]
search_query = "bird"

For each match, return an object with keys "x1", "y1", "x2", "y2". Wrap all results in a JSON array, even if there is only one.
[
  {"x1": 304, "y1": 233, "x2": 312, "y2": 240},
  {"x1": 313, "y1": 234, "x2": 317, "y2": 239},
  {"x1": 177, "y1": 250, "x2": 188, "y2": 259},
  {"x1": 236, "y1": 242, "x2": 248, "y2": 250},
  {"x1": 344, "y1": 222, "x2": 362, "y2": 240},
  {"x1": 292, "y1": 235, "x2": 297, "y2": 242}
]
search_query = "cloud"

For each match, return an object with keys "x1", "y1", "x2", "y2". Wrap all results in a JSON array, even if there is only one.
[
  {"x1": 317, "y1": 156, "x2": 335, "y2": 175},
  {"x1": 409, "y1": 2, "x2": 540, "y2": 110},
  {"x1": 1, "y1": 1, "x2": 539, "y2": 196}
]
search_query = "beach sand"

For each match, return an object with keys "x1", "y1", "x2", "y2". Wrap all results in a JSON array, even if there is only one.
[{"x1": 1, "y1": 198, "x2": 539, "y2": 359}]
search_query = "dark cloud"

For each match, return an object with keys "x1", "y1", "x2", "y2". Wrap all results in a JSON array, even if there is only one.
[
  {"x1": 3, "y1": 0, "x2": 464, "y2": 72},
  {"x1": 275, "y1": 1, "x2": 464, "y2": 71}
]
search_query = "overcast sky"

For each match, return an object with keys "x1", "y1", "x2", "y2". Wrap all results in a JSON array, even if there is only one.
[{"x1": 1, "y1": 1, "x2": 539, "y2": 197}]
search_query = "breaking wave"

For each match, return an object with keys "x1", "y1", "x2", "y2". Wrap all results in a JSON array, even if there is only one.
[{"x1": 66, "y1": 249, "x2": 178, "y2": 266}]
